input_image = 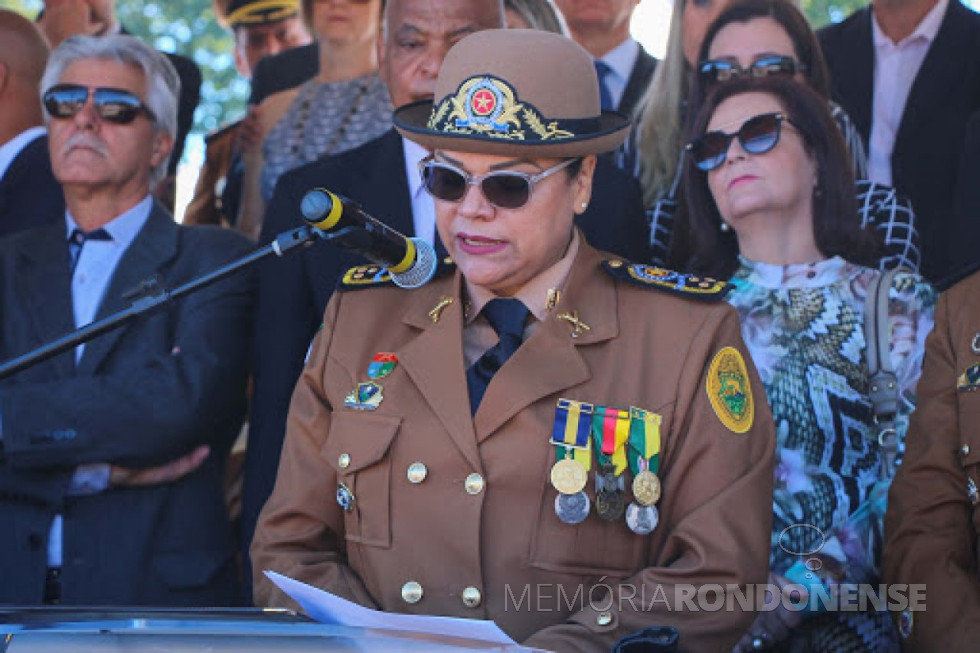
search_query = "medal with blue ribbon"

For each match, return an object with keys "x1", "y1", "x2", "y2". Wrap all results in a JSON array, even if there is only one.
[{"x1": 550, "y1": 399, "x2": 593, "y2": 524}]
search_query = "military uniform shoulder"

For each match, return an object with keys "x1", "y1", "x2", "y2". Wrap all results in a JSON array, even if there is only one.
[
  {"x1": 204, "y1": 119, "x2": 242, "y2": 145},
  {"x1": 338, "y1": 257, "x2": 457, "y2": 292},
  {"x1": 601, "y1": 259, "x2": 731, "y2": 302}
]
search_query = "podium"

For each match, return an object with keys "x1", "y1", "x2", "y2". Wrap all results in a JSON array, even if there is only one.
[{"x1": 0, "y1": 607, "x2": 522, "y2": 651}]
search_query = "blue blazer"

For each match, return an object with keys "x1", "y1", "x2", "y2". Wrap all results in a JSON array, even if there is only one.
[{"x1": 0, "y1": 203, "x2": 253, "y2": 605}]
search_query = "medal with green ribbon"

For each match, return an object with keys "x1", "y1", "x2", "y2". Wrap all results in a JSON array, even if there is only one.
[{"x1": 626, "y1": 406, "x2": 662, "y2": 534}]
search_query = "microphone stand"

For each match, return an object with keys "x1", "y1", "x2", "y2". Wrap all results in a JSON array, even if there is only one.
[{"x1": 0, "y1": 225, "x2": 353, "y2": 381}]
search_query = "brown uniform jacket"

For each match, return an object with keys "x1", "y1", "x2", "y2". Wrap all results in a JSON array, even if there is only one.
[
  {"x1": 883, "y1": 269, "x2": 980, "y2": 648},
  {"x1": 251, "y1": 240, "x2": 776, "y2": 652},
  {"x1": 184, "y1": 122, "x2": 238, "y2": 228}
]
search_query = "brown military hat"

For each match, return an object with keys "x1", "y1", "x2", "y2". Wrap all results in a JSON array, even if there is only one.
[{"x1": 393, "y1": 29, "x2": 631, "y2": 158}]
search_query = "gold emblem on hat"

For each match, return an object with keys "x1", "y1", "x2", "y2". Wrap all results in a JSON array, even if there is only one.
[{"x1": 429, "y1": 75, "x2": 574, "y2": 142}]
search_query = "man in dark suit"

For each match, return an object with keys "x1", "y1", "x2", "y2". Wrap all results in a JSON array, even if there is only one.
[
  {"x1": 0, "y1": 10, "x2": 63, "y2": 238},
  {"x1": 819, "y1": 0, "x2": 980, "y2": 282},
  {"x1": 37, "y1": 0, "x2": 203, "y2": 213},
  {"x1": 0, "y1": 34, "x2": 252, "y2": 606},
  {"x1": 554, "y1": 0, "x2": 656, "y2": 118},
  {"x1": 242, "y1": 0, "x2": 651, "y2": 600},
  {"x1": 947, "y1": 110, "x2": 980, "y2": 284}
]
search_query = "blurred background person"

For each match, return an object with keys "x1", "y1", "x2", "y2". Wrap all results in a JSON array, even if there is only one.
[
  {"x1": 36, "y1": 0, "x2": 203, "y2": 215},
  {"x1": 554, "y1": 0, "x2": 656, "y2": 117},
  {"x1": 504, "y1": 0, "x2": 566, "y2": 31},
  {"x1": 183, "y1": 0, "x2": 312, "y2": 228},
  {"x1": 683, "y1": 76, "x2": 936, "y2": 651},
  {"x1": 624, "y1": 0, "x2": 729, "y2": 207},
  {"x1": 819, "y1": 0, "x2": 980, "y2": 283},
  {"x1": 235, "y1": 0, "x2": 390, "y2": 239},
  {"x1": 0, "y1": 9, "x2": 63, "y2": 238}
]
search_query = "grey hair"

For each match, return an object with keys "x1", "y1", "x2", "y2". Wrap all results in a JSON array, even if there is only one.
[{"x1": 40, "y1": 34, "x2": 180, "y2": 186}]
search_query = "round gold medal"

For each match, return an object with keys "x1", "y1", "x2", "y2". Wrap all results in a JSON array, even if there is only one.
[
  {"x1": 632, "y1": 470, "x2": 661, "y2": 507},
  {"x1": 551, "y1": 458, "x2": 587, "y2": 495}
]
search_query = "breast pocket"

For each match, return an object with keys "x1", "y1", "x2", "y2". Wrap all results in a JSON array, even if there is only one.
[{"x1": 321, "y1": 412, "x2": 401, "y2": 549}]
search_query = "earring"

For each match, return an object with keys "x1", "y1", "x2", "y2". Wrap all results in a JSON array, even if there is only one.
[
  {"x1": 720, "y1": 221, "x2": 730, "y2": 232},
  {"x1": 580, "y1": 202, "x2": 588, "y2": 210}
]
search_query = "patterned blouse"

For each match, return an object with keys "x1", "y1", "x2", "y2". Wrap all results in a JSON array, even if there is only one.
[
  {"x1": 261, "y1": 72, "x2": 392, "y2": 201},
  {"x1": 726, "y1": 256, "x2": 936, "y2": 650}
]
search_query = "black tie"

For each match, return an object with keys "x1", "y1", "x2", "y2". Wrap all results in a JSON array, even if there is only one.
[
  {"x1": 68, "y1": 228, "x2": 111, "y2": 275},
  {"x1": 466, "y1": 298, "x2": 530, "y2": 414},
  {"x1": 594, "y1": 59, "x2": 614, "y2": 112}
]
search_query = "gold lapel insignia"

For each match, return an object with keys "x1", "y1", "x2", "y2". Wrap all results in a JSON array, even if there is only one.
[
  {"x1": 428, "y1": 296, "x2": 454, "y2": 324},
  {"x1": 557, "y1": 311, "x2": 591, "y2": 338}
]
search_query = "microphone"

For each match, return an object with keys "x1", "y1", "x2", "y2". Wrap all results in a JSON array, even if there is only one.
[{"x1": 300, "y1": 189, "x2": 437, "y2": 289}]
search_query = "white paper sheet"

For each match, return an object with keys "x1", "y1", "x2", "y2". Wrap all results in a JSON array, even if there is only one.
[{"x1": 265, "y1": 570, "x2": 529, "y2": 649}]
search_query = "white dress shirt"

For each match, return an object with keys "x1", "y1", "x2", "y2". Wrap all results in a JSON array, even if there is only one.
[
  {"x1": 868, "y1": 0, "x2": 948, "y2": 185},
  {"x1": 47, "y1": 196, "x2": 153, "y2": 568},
  {"x1": 402, "y1": 136, "x2": 437, "y2": 245}
]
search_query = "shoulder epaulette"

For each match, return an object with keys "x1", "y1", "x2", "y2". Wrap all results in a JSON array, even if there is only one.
[
  {"x1": 601, "y1": 259, "x2": 731, "y2": 301},
  {"x1": 338, "y1": 256, "x2": 457, "y2": 292},
  {"x1": 204, "y1": 119, "x2": 243, "y2": 145}
]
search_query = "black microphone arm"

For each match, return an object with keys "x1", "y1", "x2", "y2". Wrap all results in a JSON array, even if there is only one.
[
  {"x1": 300, "y1": 188, "x2": 437, "y2": 289},
  {"x1": 0, "y1": 225, "x2": 348, "y2": 381}
]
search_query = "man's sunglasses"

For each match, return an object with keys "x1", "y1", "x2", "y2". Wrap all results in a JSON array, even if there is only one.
[
  {"x1": 42, "y1": 84, "x2": 156, "y2": 124},
  {"x1": 686, "y1": 112, "x2": 796, "y2": 172},
  {"x1": 418, "y1": 157, "x2": 577, "y2": 209},
  {"x1": 698, "y1": 55, "x2": 805, "y2": 85}
]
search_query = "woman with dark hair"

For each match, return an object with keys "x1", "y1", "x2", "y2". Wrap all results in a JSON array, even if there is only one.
[
  {"x1": 678, "y1": 0, "x2": 920, "y2": 273},
  {"x1": 691, "y1": 0, "x2": 860, "y2": 176},
  {"x1": 685, "y1": 76, "x2": 936, "y2": 652}
]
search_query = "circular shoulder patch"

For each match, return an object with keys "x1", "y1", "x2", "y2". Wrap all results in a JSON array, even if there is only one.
[{"x1": 706, "y1": 346, "x2": 755, "y2": 434}]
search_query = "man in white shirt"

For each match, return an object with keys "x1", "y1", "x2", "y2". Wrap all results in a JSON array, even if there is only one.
[
  {"x1": 819, "y1": 0, "x2": 980, "y2": 283},
  {"x1": 553, "y1": 0, "x2": 657, "y2": 117},
  {"x1": 0, "y1": 10, "x2": 64, "y2": 238}
]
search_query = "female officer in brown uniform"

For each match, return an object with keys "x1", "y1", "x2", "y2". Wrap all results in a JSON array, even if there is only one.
[
  {"x1": 251, "y1": 29, "x2": 776, "y2": 651},
  {"x1": 884, "y1": 267, "x2": 980, "y2": 649}
]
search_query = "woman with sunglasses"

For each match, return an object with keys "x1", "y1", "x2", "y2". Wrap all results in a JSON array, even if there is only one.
[
  {"x1": 252, "y1": 29, "x2": 777, "y2": 651},
  {"x1": 675, "y1": 0, "x2": 921, "y2": 275},
  {"x1": 684, "y1": 76, "x2": 936, "y2": 652},
  {"x1": 690, "y1": 0, "x2": 866, "y2": 180}
]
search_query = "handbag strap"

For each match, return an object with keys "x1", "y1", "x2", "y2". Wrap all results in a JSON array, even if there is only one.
[{"x1": 864, "y1": 266, "x2": 909, "y2": 479}]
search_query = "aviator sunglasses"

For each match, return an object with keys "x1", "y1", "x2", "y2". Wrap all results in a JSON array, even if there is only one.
[
  {"x1": 418, "y1": 156, "x2": 577, "y2": 209},
  {"x1": 686, "y1": 112, "x2": 797, "y2": 172},
  {"x1": 43, "y1": 84, "x2": 156, "y2": 124},
  {"x1": 698, "y1": 55, "x2": 805, "y2": 85}
]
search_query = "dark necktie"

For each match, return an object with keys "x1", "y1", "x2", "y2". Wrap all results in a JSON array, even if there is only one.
[
  {"x1": 594, "y1": 59, "x2": 615, "y2": 112},
  {"x1": 68, "y1": 227, "x2": 111, "y2": 275},
  {"x1": 466, "y1": 298, "x2": 530, "y2": 414}
]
